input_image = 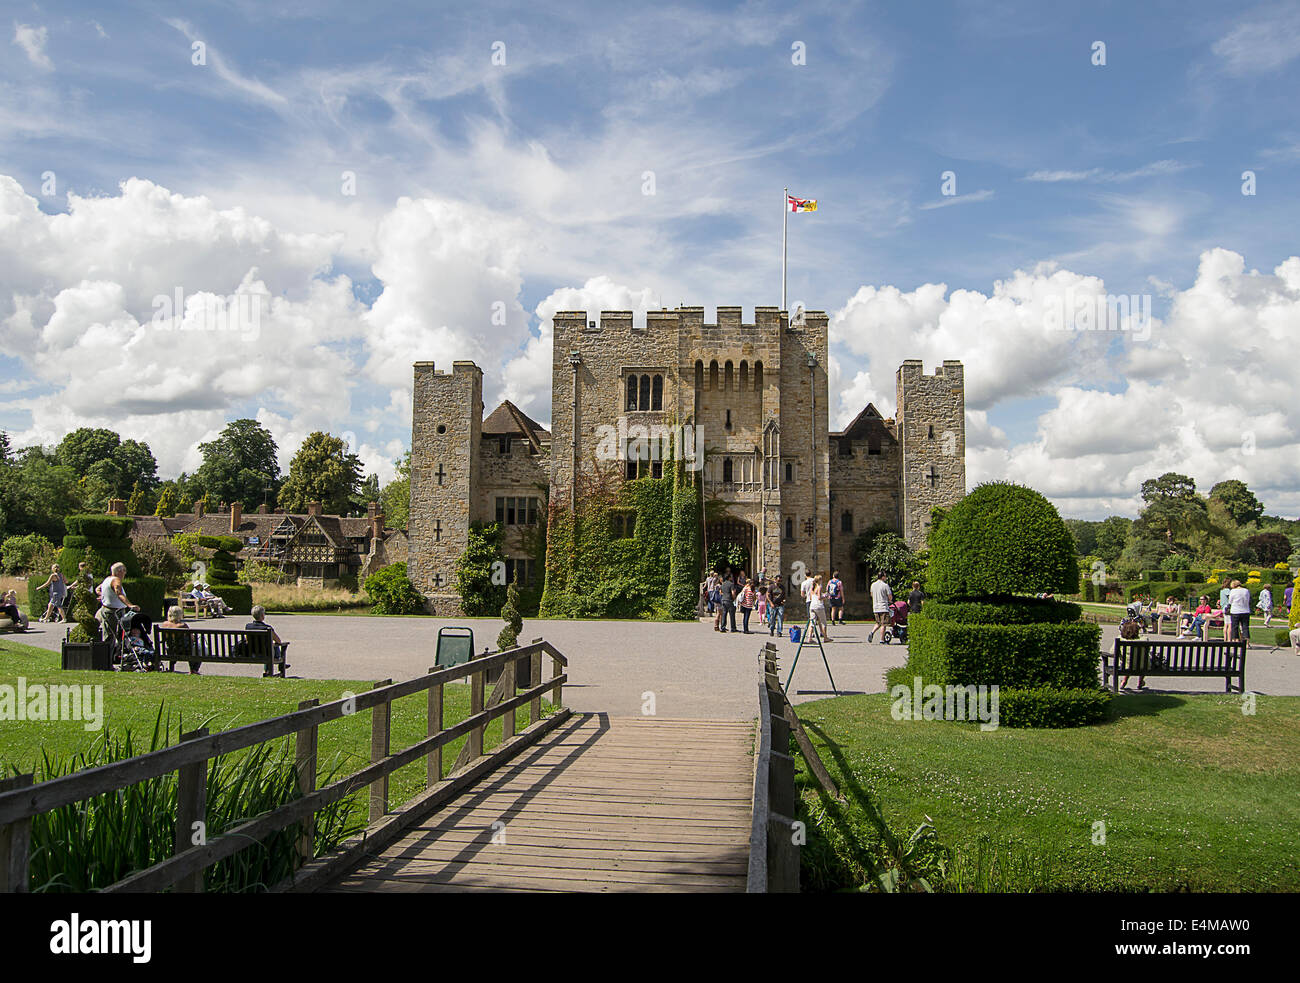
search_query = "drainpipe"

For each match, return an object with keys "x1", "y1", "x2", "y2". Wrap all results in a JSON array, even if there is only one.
[
  {"x1": 568, "y1": 351, "x2": 582, "y2": 510},
  {"x1": 808, "y1": 351, "x2": 818, "y2": 575}
]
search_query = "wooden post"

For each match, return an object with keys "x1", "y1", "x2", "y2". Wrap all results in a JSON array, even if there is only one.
[
  {"x1": 427, "y1": 667, "x2": 443, "y2": 787},
  {"x1": 469, "y1": 665, "x2": 485, "y2": 761},
  {"x1": 0, "y1": 773, "x2": 33, "y2": 893},
  {"x1": 174, "y1": 727, "x2": 208, "y2": 893},
  {"x1": 502, "y1": 657, "x2": 517, "y2": 741},
  {"x1": 529, "y1": 646, "x2": 543, "y2": 725},
  {"x1": 293, "y1": 700, "x2": 319, "y2": 868},
  {"x1": 370, "y1": 680, "x2": 392, "y2": 823}
]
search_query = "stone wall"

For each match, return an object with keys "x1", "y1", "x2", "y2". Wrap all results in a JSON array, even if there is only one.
[{"x1": 829, "y1": 420, "x2": 903, "y2": 615}]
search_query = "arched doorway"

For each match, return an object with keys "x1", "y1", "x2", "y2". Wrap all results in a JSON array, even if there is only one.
[{"x1": 706, "y1": 517, "x2": 757, "y2": 579}]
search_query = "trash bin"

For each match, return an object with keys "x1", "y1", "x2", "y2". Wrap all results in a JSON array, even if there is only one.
[{"x1": 789, "y1": 626, "x2": 802, "y2": 644}]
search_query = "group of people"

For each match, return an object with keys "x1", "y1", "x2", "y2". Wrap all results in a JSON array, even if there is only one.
[
  {"x1": 1126, "y1": 579, "x2": 1286, "y2": 644},
  {"x1": 701, "y1": 567, "x2": 925, "y2": 644}
]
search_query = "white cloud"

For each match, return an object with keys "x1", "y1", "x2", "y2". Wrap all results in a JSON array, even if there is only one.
[
  {"x1": 918, "y1": 189, "x2": 994, "y2": 210},
  {"x1": 1023, "y1": 160, "x2": 1193, "y2": 183},
  {"x1": 1212, "y1": 5, "x2": 1300, "y2": 76},
  {"x1": 12, "y1": 23, "x2": 51, "y2": 70}
]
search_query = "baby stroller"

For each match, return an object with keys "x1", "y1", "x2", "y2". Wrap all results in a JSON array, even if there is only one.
[
  {"x1": 882, "y1": 600, "x2": 910, "y2": 644},
  {"x1": 105, "y1": 608, "x2": 153, "y2": 672}
]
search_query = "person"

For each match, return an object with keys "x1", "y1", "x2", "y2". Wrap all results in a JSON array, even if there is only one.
[
  {"x1": 1, "y1": 591, "x2": 28, "y2": 630},
  {"x1": 1258, "y1": 585, "x2": 1273, "y2": 628},
  {"x1": 739, "y1": 577, "x2": 756, "y2": 634},
  {"x1": 755, "y1": 584, "x2": 768, "y2": 630},
  {"x1": 193, "y1": 583, "x2": 231, "y2": 617},
  {"x1": 1291, "y1": 624, "x2": 1300, "y2": 656},
  {"x1": 159, "y1": 605, "x2": 202, "y2": 674},
  {"x1": 908, "y1": 581, "x2": 924, "y2": 615},
  {"x1": 767, "y1": 578, "x2": 786, "y2": 637},
  {"x1": 37, "y1": 564, "x2": 69, "y2": 622},
  {"x1": 246, "y1": 605, "x2": 290, "y2": 676},
  {"x1": 1118, "y1": 616, "x2": 1147, "y2": 690},
  {"x1": 1227, "y1": 579, "x2": 1252, "y2": 644},
  {"x1": 800, "y1": 571, "x2": 814, "y2": 607},
  {"x1": 808, "y1": 575, "x2": 831, "y2": 642},
  {"x1": 1181, "y1": 596, "x2": 1212, "y2": 638},
  {"x1": 717, "y1": 572, "x2": 735, "y2": 633},
  {"x1": 1158, "y1": 597, "x2": 1182, "y2": 634},
  {"x1": 826, "y1": 570, "x2": 845, "y2": 625},
  {"x1": 869, "y1": 573, "x2": 893, "y2": 643},
  {"x1": 99, "y1": 561, "x2": 152, "y2": 641},
  {"x1": 705, "y1": 571, "x2": 719, "y2": 616},
  {"x1": 1218, "y1": 582, "x2": 1232, "y2": 640},
  {"x1": 1285, "y1": 582, "x2": 1294, "y2": 613}
]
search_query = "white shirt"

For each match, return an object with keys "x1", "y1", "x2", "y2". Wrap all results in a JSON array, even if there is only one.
[
  {"x1": 1259, "y1": 588, "x2": 1272, "y2": 608},
  {"x1": 1228, "y1": 586, "x2": 1252, "y2": 614},
  {"x1": 99, "y1": 576, "x2": 126, "y2": 609},
  {"x1": 870, "y1": 579, "x2": 893, "y2": 612},
  {"x1": 801, "y1": 577, "x2": 813, "y2": 601}
]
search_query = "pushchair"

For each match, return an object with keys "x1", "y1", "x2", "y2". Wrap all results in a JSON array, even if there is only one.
[
  {"x1": 882, "y1": 600, "x2": 910, "y2": 644},
  {"x1": 104, "y1": 607, "x2": 153, "y2": 672}
]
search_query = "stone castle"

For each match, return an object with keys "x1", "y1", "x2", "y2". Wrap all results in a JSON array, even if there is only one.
[{"x1": 408, "y1": 305, "x2": 966, "y2": 617}]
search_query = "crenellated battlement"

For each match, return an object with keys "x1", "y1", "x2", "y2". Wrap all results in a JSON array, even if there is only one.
[{"x1": 553, "y1": 305, "x2": 821, "y2": 334}]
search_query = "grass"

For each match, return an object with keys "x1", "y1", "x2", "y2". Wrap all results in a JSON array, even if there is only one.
[
  {"x1": 793, "y1": 691, "x2": 1300, "y2": 892},
  {"x1": 250, "y1": 583, "x2": 370, "y2": 614},
  {"x1": 0, "y1": 637, "x2": 554, "y2": 888}
]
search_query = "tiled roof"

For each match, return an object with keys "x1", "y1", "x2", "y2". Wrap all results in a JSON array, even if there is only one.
[
  {"x1": 831, "y1": 403, "x2": 897, "y2": 442},
  {"x1": 482, "y1": 400, "x2": 550, "y2": 453}
]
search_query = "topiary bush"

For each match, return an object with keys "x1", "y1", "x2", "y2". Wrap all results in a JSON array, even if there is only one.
[
  {"x1": 901, "y1": 615, "x2": 1102, "y2": 690},
  {"x1": 996, "y1": 687, "x2": 1113, "y2": 728},
  {"x1": 497, "y1": 578, "x2": 523, "y2": 650},
  {"x1": 925, "y1": 482, "x2": 1079, "y2": 600},
  {"x1": 919, "y1": 597, "x2": 1082, "y2": 625}
]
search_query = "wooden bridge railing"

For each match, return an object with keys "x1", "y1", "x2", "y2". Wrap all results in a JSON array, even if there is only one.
[
  {"x1": 747, "y1": 642, "x2": 799, "y2": 893},
  {"x1": 0, "y1": 639, "x2": 569, "y2": 894}
]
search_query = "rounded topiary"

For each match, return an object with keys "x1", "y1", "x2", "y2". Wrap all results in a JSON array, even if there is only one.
[
  {"x1": 497, "y1": 578, "x2": 523, "y2": 651},
  {"x1": 926, "y1": 482, "x2": 1079, "y2": 600},
  {"x1": 196, "y1": 534, "x2": 242, "y2": 587}
]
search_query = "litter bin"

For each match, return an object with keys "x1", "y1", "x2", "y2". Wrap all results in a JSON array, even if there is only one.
[{"x1": 789, "y1": 626, "x2": 802, "y2": 644}]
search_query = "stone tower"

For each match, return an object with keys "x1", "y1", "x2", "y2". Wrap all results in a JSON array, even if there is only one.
[
  {"x1": 408, "y1": 360, "x2": 483, "y2": 615},
  {"x1": 896, "y1": 359, "x2": 967, "y2": 548}
]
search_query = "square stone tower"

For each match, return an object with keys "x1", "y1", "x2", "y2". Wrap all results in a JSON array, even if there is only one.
[
  {"x1": 896, "y1": 359, "x2": 967, "y2": 548},
  {"x1": 408, "y1": 360, "x2": 483, "y2": 615}
]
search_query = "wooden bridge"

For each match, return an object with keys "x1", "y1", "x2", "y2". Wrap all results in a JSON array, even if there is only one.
[{"x1": 0, "y1": 640, "x2": 802, "y2": 894}]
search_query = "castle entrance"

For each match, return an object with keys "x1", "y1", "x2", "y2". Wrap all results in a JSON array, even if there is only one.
[{"x1": 706, "y1": 517, "x2": 758, "y2": 578}]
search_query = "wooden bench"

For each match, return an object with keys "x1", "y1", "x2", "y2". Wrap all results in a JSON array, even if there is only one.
[
  {"x1": 153, "y1": 626, "x2": 289, "y2": 677},
  {"x1": 1103, "y1": 637, "x2": 1247, "y2": 693},
  {"x1": 178, "y1": 597, "x2": 207, "y2": 619}
]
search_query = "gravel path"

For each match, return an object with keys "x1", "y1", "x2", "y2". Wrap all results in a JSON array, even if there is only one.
[{"x1": 11, "y1": 615, "x2": 1300, "y2": 720}]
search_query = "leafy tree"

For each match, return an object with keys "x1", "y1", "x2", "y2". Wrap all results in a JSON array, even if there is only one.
[
  {"x1": 1137, "y1": 472, "x2": 1207, "y2": 548},
  {"x1": 126, "y1": 482, "x2": 146, "y2": 516},
  {"x1": 56, "y1": 428, "x2": 121, "y2": 476},
  {"x1": 115, "y1": 439, "x2": 159, "y2": 494},
  {"x1": 154, "y1": 484, "x2": 179, "y2": 517},
  {"x1": 196, "y1": 419, "x2": 280, "y2": 511},
  {"x1": 862, "y1": 531, "x2": 915, "y2": 583},
  {"x1": 1238, "y1": 532, "x2": 1292, "y2": 566},
  {"x1": 0, "y1": 452, "x2": 84, "y2": 541},
  {"x1": 380, "y1": 452, "x2": 411, "y2": 530},
  {"x1": 1, "y1": 533, "x2": 55, "y2": 573},
  {"x1": 1209, "y1": 479, "x2": 1264, "y2": 528},
  {"x1": 364, "y1": 562, "x2": 424, "y2": 615},
  {"x1": 1063, "y1": 519, "x2": 1098, "y2": 556},
  {"x1": 277, "y1": 432, "x2": 362, "y2": 515},
  {"x1": 0, "y1": 431, "x2": 9, "y2": 463},
  {"x1": 351, "y1": 473, "x2": 381, "y2": 514},
  {"x1": 455, "y1": 521, "x2": 507, "y2": 616}
]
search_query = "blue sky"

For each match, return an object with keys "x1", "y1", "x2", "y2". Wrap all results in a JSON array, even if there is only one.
[{"x1": 2, "y1": 0, "x2": 1298, "y2": 518}]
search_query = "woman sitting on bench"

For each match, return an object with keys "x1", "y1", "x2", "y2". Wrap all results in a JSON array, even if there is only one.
[
  {"x1": 160, "y1": 606, "x2": 201, "y2": 674},
  {"x1": 1181, "y1": 596, "x2": 1212, "y2": 637}
]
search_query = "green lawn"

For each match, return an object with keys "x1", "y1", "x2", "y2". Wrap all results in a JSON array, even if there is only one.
[
  {"x1": 794, "y1": 691, "x2": 1300, "y2": 892},
  {"x1": 0, "y1": 638, "x2": 549, "y2": 830}
]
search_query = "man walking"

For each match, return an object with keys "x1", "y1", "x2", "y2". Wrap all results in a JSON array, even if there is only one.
[
  {"x1": 827, "y1": 570, "x2": 845, "y2": 625},
  {"x1": 1227, "y1": 580, "x2": 1252, "y2": 645},
  {"x1": 767, "y1": 578, "x2": 786, "y2": 637},
  {"x1": 869, "y1": 572, "x2": 893, "y2": 643}
]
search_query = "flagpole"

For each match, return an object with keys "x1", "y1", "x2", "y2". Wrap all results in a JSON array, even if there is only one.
[{"x1": 782, "y1": 187, "x2": 788, "y2": 312}]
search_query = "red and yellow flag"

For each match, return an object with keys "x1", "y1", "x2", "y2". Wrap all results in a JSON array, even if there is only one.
[{"x1": 787, "y1": 194, "x2": 817, "y2": 212}]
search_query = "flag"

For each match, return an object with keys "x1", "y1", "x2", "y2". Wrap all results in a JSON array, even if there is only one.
[{"x1": 787, "y1": 194, "x2": 817, "y2": 212}]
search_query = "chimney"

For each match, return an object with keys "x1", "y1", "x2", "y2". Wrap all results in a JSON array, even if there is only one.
[
  {"x1": 367, "y1": 501, "x2": 379, "y2": 521},
  {"x1": 107, "y1": 498, "x2": 127, "y2": 516},
  {"x1": 308, "y1": 501, "x2": 322, "y2": 517},
  {"x1": 258, "y1": 504, "x2": 269, "y2": 514},
  {"x1": 230, "y1": 502, "x2": 242, "y2": 533},
  {"x1": 371, "y1": 510, "x2": 385, "y2": 543}
]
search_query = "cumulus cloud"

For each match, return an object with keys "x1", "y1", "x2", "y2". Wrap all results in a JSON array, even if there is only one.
[{"x1": 12, "y1": 23, "x2": 51, "y2": 70}]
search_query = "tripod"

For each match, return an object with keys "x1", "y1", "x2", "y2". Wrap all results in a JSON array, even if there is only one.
[{"x1": 785, "y1": 614, "x2": 840, "y2": 695}]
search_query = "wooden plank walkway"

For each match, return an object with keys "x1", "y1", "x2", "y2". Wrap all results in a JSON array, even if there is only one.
[{"x1": 324, "y1": 713, "x2": 756, "y2": 893}]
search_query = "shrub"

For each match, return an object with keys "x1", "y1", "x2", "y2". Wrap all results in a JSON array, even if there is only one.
[
  {"x1": 1277, "y1": 629, "x2": 1293, "y2": 647},
  {"x1": 2, "y1": 533, "x2": 56, "y2": 574},
  {"x1": 122, "y1": 575, "x2": 167, "y2": 620},
  {"x1": 364, "y1": 562, "x2": 424, "y2": 615},
  {"x1": 497, "y1": 578, "x2": 523, "y2": 650},
  {"x1": 925, "y1": 482, "x2": 1079, "y2": 599},
  {"x1": 666, "y1": 465, "x2": 702, "y2": 620},
  {"x1": 131, "y1": 536, "x2": 185, "y2": 587},
  {"x1": 64, "y1": 515, "x2": 134, "y2": 540},
  {"x1": 455, "y1": 522, "x2": 507, "y2": 617},
  {"x1": 919, "y1": 597, "x2": 1081, "y2": 625},
  {"x1": 206, "y1": 584, "x2": 252, "y2": 616},
  {"x1": 901, "y1": 615, "x2": 1102, "y2": 690},
  {"x1": 996, "y1": 687, "x2": 1113, "y2": 729},
  {"x1": 1159, "y1": 554, "x2": 1191, "y2": 572},
  {"x1": 238, "y1": 561, "x2": 294, "y2": 585}
]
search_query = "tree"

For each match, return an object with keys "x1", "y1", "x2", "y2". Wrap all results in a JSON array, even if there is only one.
[
  {"x1": 380, "y1": 453, "x2": 411, "y2": 530},
  {"x1": 0, "y1": 431, "x2": 9, "y2": 463},
  {"x1": 53, "y1": 428, "x2": 157, "y2": 499},
  {"x1": 1094, "y1": 516, "x2": 1130, "y2": 566},
  {"x1": 196, "y1": 419, "x2": 281, "y2": 511},
  {"x1": 1209, "y1": 479, "x2": 1264, "y2": 528},
  {"x1": 1063, "y1": 519, "x2": 1098, "y2": 557},
  {"x1": 497, "y1": 577, "x2": 523, "y2": 650},
  {"x1": 0, "y1": 452, "x2": 84, "y2": 541},
  {"x1": 455, "y1": 521, "x2": 507, "y2": 616},
  {"x1": 1137, "y1": 472, "x2": 1207, "y2": 548},
  {"x1": 351, "y1": 473, "x2": 381, "y2": 514},
  {"x1": 154, "y1": 484, "x2": 179, "y2": 517},
  {"x1": 56, "y1": 428, "x2": 121, "y2": 476},
  {"x1": 1238, "y1": 532, "x2": 1292, "y2": 566},
  {"x1": 862, "y1": 531, "x2": 915, "y2": 583},
  {"x1": 277, "y1": 431, "x2": 363, "y2": 514},
  {"x1": 126, "y1": 482, "x2": 146, "y2": 516},
  {"x1": 115, "y1": 439, "x2": 159, "y2": 494}
]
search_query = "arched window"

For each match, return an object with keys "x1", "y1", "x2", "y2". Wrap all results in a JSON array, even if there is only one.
[
  {"x1": 722, "y1": 458, "x2": 734, "y2": 483},
  {"x1": 754, "y1": 360, "x2": 763, "y2": 391},
  {"x1": 639, "y1": 374, "x2": 650, "y2": 410},
  {"x1": 724, "y1": 360, "x2": 734, "y2": 391},
  {"x1": 695, "y1": 360, "x2": 704, "y2": 390},
  {"x1": 709, "y1": 360, "x2": 719, "y2": 390},
  {"x1": 739, "y1": 361, "x2": 748, "y2": 391},
  {"x1": 652, "y1": 374, "x2": 663, "y2": 410},
  {"x1": 626, "y1": 375, "x2": 638, "y2": 410}
]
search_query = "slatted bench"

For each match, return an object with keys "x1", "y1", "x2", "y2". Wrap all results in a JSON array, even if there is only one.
[
  {"x1": 1103, "y1": 637, "x2": 1247, "y2": 693},
  {"x1": 153, "y1": 626, "x2": 289, "y2": 677}
]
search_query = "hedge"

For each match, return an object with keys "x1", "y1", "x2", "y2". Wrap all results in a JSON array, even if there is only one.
[
  {"x1": 123, "y1": 576, "x2": 167, "y2": 620},
  {"x1": 900, "y1": 615, "x2": 1102, "y2": 690},
  {"x1": 917, "y1": 597, "x2": 1082, "y2": 625},
  {"x1": 996, "y1": 686, "x2": 1113, "y2": 728},
  {"x1": 206, "y1": 584, "x2": 253, "y2": 615},
  {"x1": 64, "y1": 515, "x2": 134, "y2": 540},
  {"x1": 925, "y1": 482, "x2": 1079, "y2": 599}
]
